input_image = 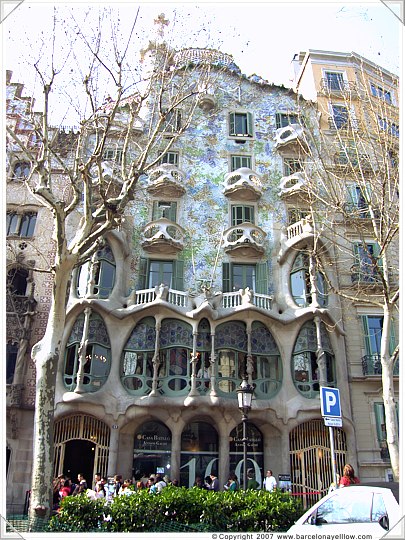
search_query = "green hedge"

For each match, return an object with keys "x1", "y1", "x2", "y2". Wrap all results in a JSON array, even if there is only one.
[{"x1": 48, "y1": 487, "x2": 303, "y2": 532}]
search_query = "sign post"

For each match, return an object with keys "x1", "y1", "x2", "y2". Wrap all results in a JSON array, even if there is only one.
[{"x1": 320, "y1": 387, "x2": 342, "y2": 487}]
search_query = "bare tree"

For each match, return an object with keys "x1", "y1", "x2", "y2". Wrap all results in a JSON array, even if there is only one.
[
  {"x1": 6, "y1": 7, "x2": 228, "y2": 526},
  {"x1": 289, "y1": 63, "x2": 399, "y2": 479}
]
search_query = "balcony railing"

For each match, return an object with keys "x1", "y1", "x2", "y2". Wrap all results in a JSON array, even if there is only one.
[
  {"x1": 146, "y1": 163, "x2": 186, "y2": 197},
  {"x1": 328, "y1": 117, "x2": 358, "y2": 131},
  {"x1": 279, "y1": 172, "x2": 306, "y2": 196},
  {"x1": 286, "y1": 217, "x2": 313, "y2": 241},
  {"x1": 222, "y1": 223, "x2": 266, "y2": 257},
  {"x1": 320, "y1": 78, "x2": 357, "y2": 95},
  {"x1": 223, "y1": 168, "x2": 263, "y2": 200},
  {"x1": 274, "y1": 124, "x2": 307, "y2": 149},
  {"x1": 351, "y1": 266, "x2": 382, "y2": 284},
  {"x1": 362, "y1": 354, "x2": 399, "y2": 376},
  {"x1": 141, "y1": 218, "x2": 185, "y2": 254}
]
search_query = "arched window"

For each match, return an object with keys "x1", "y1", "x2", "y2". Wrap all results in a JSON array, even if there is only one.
[
  {"x1": 7, "y1": 267, "x2": 29, "y2": 296},
  {"x1": 229, "y1": 422, "x2": 264, "y2": 488},
  {"x1": 64, "y1": 312, "x2": 111, "y2": 392},
  {"x1": 251, "y1": 321, "x2": 282, "y2": 398},
  {"x1": 121, "y1": 317, "x2": 156, "y2": 395},
  {"x1": 292, "y1": 320, "x2": 335, "y2": 399},
  {"x1": 216, "y1": 321, "x2": 247, "y2": 396},
  {"x1": 159, "y1": 319, "x2": 193, "y2": 396},
  {"x1": 77, "y1": 243, "x2": 116, "y2": 298},
  {"x1": 12, "y1": 161, "x2": 30, "y2": 179},
  {"x1": 133, "y1": 421, "x2": 172, "y2": 480},
  {"x1": 290, "y1": 251, "x2": 327, "y2": 307},
  {"x1": 180, "y1": 421, "x2": 219, "y2": 487},
  {"x1": 195, "y1": 318, "x2": 211, "y2": 394}
]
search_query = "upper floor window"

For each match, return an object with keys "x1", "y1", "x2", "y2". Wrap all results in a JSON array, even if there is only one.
[
  {"x1": 222, "y1": 262, "x2": 268, "y2": 294},
  {"x1": 12, "y1": 161, "x2": 30, "y2": 180},
  {"x1": 346, "y1": 183, "x2": 370, "y2": 216},
  {"x1": 353, "y1": 243, "x2": 381, "y2": 283},
  {"x1": 290, "y1": 251, "x2": 327, "y2": 307},
  {"x1": 275, "y1": 112, "x2": 298, "y2": 129},
  {"x1": 76, "y1": 243, "x2": 116, "y2": 298},
  {"x1": 374, "y1": 401, "x2": 398, "y2": 461},
  {"x1": 360, "y1": 315, "x2": 397, "y2": 377},
  {"x1": 231, "y1": 204, "x2": 254, "y2": 225},
  {"x1": 231, "y1": 154, "x2": 252, "y2": 171},
  {"x1": 102, "y1": 148, "x2": 123, "y2": 164},
  {"x1": 324, "y1": 71, "x2": 345, "y2": 91},
  {"x1": 330, "y1": 104, "x2": 349, "y2": 129},
  {"x1": 292, "y1": 320, "x2": 335, "y2": 398},
  {"x1": 152, "y1": 200, "x2": 177, "y2": 221},
  {"x1": 229, "y1": 112, "x2": 253, "y2": 138},
  {"x1": 283, "y1": 158, "x2": 303, "y2": 176},
  {"x1": 7, "y1": 267, "x2": 29, "y2": 296},
  {"x1": 370, "y1": 82, "x2": 392, "y2": 104},
  {"x1": 138, "y1": 258, "x2": 184, "y2": 291},
  {"x1": 390, "y1": 123, "x2": 399, "y2": 138},
  {"x1": 288, "y1": 208, "x2": 309, "y2": 225},
  {"x1": 6, "y1": 212, "x2": 37, "y2": 237},
  {"x1": 64, "y1": 312, "x2": 111, "y2": 392},
  {"x1": 162, "y1": 109, "x2": 182, "y2": 134},
  {"x1": 6, "y1": 342, "x2": 19, "y2": 384},
  {"x1": 161, "y1": 151, "x2": 179, "y2": 166}
]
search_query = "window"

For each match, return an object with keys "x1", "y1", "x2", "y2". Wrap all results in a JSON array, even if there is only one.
[
  {"x1": 324, "y1": 71, "x2": 345, "y2": 91},
  {"x1": 6, "y1": 343, "x2": 19, "y2": 384},
  {"x1": 64, "y1": 312, "x2": 111, "y2": 392},
  {"x1": 292, "y1": 320, "x2": 335, "y2": 399},
  {"x1": 283, "y1": 158, "x2": 303, "y2": 176},
  {"x1": 275, "y1": 112, "x2": 298, "y2": 129},
  {"x1": 12, "y1": 161, "x2": 30, "y2": 179},
  {"x1": 138, "y1": 258, "x2": 184, "y2": 291},
  {"x1": 216, "y1": 321, "x2": 247, "y2": 395},
  {"x1": 361, "y1": 315, "x2": 397, "y2": 376},
  {"x1": 370, "y1": 82, "x2": 392, "y2": 104},
  {"x1": 229, "y1": 112, "x2": 253, "y2": 138},
  {"x1": 231, "y1": 204, "x2": 254, "y2": 226},
  {"x1": 346, "y1": 183, "x2": 370, "y2": 216},
  {"x1": 353, "y1": 243, "x2": 381, "y2": 282},
  {"x1": 159, "y1": 319, "x2": 193, "y2": 395},
  {"x1": 378, "y1": 116, "x2": 388, "y2": 130},
  {"x1": 331, "y1": 105, "x2": 349, "y2": 129},
  {"x1": 374, "y1": 402, "x2": 398, "y2": 460},
  {"x1": 222, "y1": 262, "x2": 268, "y2": 293},
  {"x1": 288, "y1": 208, "x2": 309, "y2": 225},
  {"x1": 7, "y1": 267, "x2": 29, "y2": 296},
  {"x1": 230, "y1": 155, "x2": 252, "y2": 171},
  {"x1": 390, "y1": 123, "x2": 399, "y2": 137},
  {"x1": 290, "y1": 252, "x2": 327, "y2": 307},
  {"x1": 121, "y1": 317, "x2": 155, "y2": 395},
  {"x1": 162, "y1": 109, "x2": 182, "y2": 133},
  {"x1": 161, "y1": 151, "x2": 179, "y2": 166},
  {"x1": 76, "y1": 243, "x2": 116, "y2": 298},
  {"x1": 152, "y1": 201, "x2": 177, "y2": 221},
  {"x1": 251, "y1": 321, "x2": 282, "y2": 399},
  {"x1": 314, "y1": 490, "x2": 384, "y2": 525},
  {"x1": 6, "y1": 212, "x2": 37, "y2": 237},
  {"x1": 102, "y1": 148, "x2": 123, "y2": 164}
]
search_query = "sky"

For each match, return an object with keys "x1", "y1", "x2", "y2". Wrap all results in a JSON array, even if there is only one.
[{"x1": 2, "y1": 0, "x2": 402, "y2": 95}]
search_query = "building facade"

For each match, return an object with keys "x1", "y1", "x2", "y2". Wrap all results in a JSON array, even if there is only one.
[{"x1": 6, "y1": 48, "x2": 398, "y2": 513}]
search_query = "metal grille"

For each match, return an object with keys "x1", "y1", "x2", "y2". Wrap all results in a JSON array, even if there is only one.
[
  {"x1": 289, "y1": 419, "x2": 347, "y2": 508},
  {"x1": 53, "y1": 414, "x2": 110, "y2": 477}
]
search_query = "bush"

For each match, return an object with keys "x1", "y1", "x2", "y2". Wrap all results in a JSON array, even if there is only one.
[{"x1": 48, "y1": 487, "x2": 303, "y2": 532}]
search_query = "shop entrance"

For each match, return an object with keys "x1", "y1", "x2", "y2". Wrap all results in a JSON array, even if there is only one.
[{"x1": 63, "y1": 440, "x2": 95, "y2": 484}]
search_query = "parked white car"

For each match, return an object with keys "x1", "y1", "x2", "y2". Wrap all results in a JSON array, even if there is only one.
[{"x1": 288, "y1": 485, "x2": 400, "y2": 537}]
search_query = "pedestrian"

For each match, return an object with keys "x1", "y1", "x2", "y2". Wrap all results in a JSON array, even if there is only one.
[
  {"x1": 93, "y1": 472, "x2": 101, "y2": 490},
  {"x1": 339, "y1": 464, "x2": 360, "y2": 487},
  {"x1": 72, "y1": 473, "x2": 87, "y2": 496},
  {"x1": 209, "y1": 473, "x2": 220, "y2": 491},
  {"x1": 263, "y1": 470, "x2": 277, "y2": 491},
  {"x1": 246, "y1": 468, "x2": 260, "y2": 490},
  {"x1": 224, "y1": 472, "x2": 239, "y2": 491}
]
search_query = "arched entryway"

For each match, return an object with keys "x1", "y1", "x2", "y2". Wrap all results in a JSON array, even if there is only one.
[
  {"x1": 289, "y1": 419, "x2": 347, "y2": 507},
  {"x1": 53, "y1": 414, "x2": 110, "y2": 484}
]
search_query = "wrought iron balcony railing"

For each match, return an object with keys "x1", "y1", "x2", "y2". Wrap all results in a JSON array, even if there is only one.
[
  {"x1": 361, "y1": 354, "x2": 399, "y2": 376},
  {"x1": 320, "y1": 78, "x2": 357, "y2": 95}
]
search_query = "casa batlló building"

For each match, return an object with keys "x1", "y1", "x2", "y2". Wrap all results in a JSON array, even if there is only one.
[{"x1": 5, "y1": 45, "x2": 398, "y2": 514}]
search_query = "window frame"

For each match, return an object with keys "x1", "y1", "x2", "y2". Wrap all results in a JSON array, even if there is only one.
[
  {"x1": 161, "y1": 151, "x2": 179, "y2": 166},
  {"x1": 152, "y1": 200, "x2": 178, "y2": 222},
  {"x1": 323, "y1": 70, "x2": 346, "y2": 92},
  {"x1": 12, "y1": 161, "x2": 31, "y2": 180},
  {"x1": 6, "y1": 211, "x2": 37, "y2": 237},
  {"x1": 275, "y1": 112, "x2": 298, "y2": 129},
  {"x1": 228, "y1": 111, "x2": 254, "y2": 139},
  {"x1": 230, "y1": 154, "x2": 252, "y2": 171},
  {"x1": 102, "y1": 147, "x2": 123, "y2": 164},
  {"x1": 283, "y1": 158, "x2": 303, "y2": 176},
  {"x1": 222, "y1": 261, "x2": 268, "y2": 294}
]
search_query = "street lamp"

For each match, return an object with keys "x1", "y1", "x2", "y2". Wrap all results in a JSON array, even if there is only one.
[{"x1": 237, "y1": 377, "x2": 255, "y2": 490}]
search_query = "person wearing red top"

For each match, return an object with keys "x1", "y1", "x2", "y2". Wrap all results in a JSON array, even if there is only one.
[{"x1": 339, "y1": 464, "x2": 360, "y2": 487}]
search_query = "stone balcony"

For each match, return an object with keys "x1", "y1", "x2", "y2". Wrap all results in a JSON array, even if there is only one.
[
  {"x1": 222, "y1": 167, "x2": 263, "y2": 201},
  {"x1": 278, "y1": 172, "x2": 306, "y2": 198},
  {"x1": 222, "y1": 222, "x2": 266, "y2": 258},
  {"x1": 278, "y1": 216, "x2": 314, "y2": 263},
  {"x1": 141, "y1": 218, "x2": 185, "y2": 254},
  {"x1": 146, "y1": 163, "x2": 186, "y2": 198},
  {"x1": 274, "y1": 123, "x2": 308, "y2": 151}
]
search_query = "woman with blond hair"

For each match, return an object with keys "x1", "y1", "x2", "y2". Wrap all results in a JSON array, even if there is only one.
[{"x1": 339, "y1": 464, "x2": 360, "y2": 487}]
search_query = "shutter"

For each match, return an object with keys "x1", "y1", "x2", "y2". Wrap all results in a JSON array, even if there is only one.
[
  {"x1": 389, "y1": 320, "x2": 396, "y2": 356},
  {"x1": 374, "y1": 403, "x2": 386, "y2": 443},
  {"x1": 275, "y1": 113, "x2": 281, "y2": 129},
  {"x1": 223, "y1": 262, "x2": 231, "y2": 292},
  {"x1": 137, "y1": 257, "x2": 148, "y2": 290},
  {"x1": 152, "y1": 201, "x2": 159, "y2": 221},
  {"x1": 229, "y1": 112, "x2": 236, "y2": 136},
  {"x1": 347, "y1": 184, "x2": 358, "y2": 204},
  {"x1": 361, "y1": 315, "x2": 372, "y2": 356},
  {"x1": 255, "y1": 262, "x2": 268, "y2": 294},
  {"x1": 169, "y1": 201, "x2": 177, "y2": 222},
  {"x1": 247, "y1": 112, "x2": 253, "y2": 136},
  {"x1": 172, "y1": 259, "x2": 184, "y2": 291}
]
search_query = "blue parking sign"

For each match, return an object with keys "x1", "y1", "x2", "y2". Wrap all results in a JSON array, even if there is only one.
[{"x1": 320, "y1": 387, "x2": 341, "y2": 418}]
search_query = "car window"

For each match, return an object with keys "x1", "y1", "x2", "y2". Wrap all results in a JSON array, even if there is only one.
[
  {"x1": 371, "y1": 493, "x2": 387, "y2": 522},
  {"x1": 314, "y1": 491, "x2": 373, "y2": 524}
]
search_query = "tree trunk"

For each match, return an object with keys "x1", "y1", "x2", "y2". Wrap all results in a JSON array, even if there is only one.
[
  {"x1": 380, "y1": 307, "x2": 399, "y2": 481},
  {"x1": 28, "y1": 255, "x2": 76, "y2": 530}
]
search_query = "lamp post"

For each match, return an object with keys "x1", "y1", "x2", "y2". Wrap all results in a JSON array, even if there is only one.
[{"x1": 237, "y1": 377, "x2": 255, "y2": 490}]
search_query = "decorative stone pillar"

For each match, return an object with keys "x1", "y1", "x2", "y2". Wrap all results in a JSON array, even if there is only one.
[
  {"x1": 75, "y1": 307, "x2": 92, "y2": 393},
  {"x1": 150, "y1": 320, "x2": 161, "y2": 396},
  {"x1": 246, "y1": 324, "x2": 253, "y2": 385},
  {"x1": 209, "y1": 330, "x2": 217, "y2": 396},
  {"x1": 188, "y1": 332, "x2": 199, "y2": 396},
  {"x1": 107, "y1": 425, "x2": 120, "y2": 476},
  {"x1": 314, "y1": 316, "x2": 327, "y2": 387}
]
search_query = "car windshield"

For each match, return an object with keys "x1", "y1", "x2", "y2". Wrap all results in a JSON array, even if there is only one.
[{"x1": 312, "y1": 490, "x2": 387, "y2": 525}]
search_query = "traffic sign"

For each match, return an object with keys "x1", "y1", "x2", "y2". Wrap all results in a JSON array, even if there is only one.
[
  {"x1": 324, "y1": 416, "x2": 343, "y2": 427},
  {"x1": 320, "y1": 387, "x2": 341, "y2": 418}
]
